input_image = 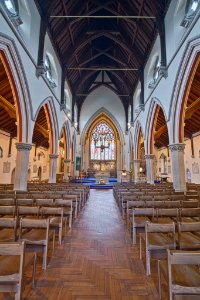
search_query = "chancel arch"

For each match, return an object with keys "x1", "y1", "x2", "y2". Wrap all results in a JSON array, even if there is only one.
[{"x1": 82, "y1": 112, "x2": 123, "y2": 179}]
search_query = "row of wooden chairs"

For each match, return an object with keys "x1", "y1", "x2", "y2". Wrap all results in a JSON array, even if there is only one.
[{"x1": 0, "y1": 198, "x2": 74, "y2": 227}]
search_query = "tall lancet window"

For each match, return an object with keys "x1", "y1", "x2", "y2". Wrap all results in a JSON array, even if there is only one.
[{"x1": 90, "y1": 122, "x2": 115, "y2": 160}]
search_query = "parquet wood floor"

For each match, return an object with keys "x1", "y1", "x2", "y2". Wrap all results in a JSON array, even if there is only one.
[{"x1": 1, "y1": 190, "x2": 161, "y2": 300}]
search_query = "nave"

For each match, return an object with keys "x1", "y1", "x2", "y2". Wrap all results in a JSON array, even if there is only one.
[{"x1": 13, "y1": 190, "x2": 158, "y2": 300}]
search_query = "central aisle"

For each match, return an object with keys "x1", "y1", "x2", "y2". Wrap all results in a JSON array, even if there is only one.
[{"x1": 27, "y1": 189, "x2": 158, "y2": 300}]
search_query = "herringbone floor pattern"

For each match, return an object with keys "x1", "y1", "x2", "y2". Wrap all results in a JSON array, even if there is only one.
[{"x1": 1, "y1": 190, "x2": 160, "y2": 300}]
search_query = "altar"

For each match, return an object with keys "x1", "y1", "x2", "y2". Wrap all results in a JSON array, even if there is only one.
[{"x1": 95, "y1": 171, "x2": 110, "y2": 184}]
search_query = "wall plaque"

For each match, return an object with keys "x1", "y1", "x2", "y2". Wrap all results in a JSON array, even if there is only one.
[{"x1": 3, "y1": 162, "x2": 11, "y2": 173}]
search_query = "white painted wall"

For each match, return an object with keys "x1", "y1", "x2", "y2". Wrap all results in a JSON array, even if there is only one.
[
  {"x1": 80, "y1": 86, "x2": 126, "y2": 132},
  {"x1": 0, "y1": 130, "x2": 49, "y2": 184}
]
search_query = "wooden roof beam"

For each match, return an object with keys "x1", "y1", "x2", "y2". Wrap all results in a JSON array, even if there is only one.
[
  {"x1": 185, "y1": 97, "x2": 200, "y2": 119},
  {"x1": 0, "y1": 95, "x2": 16, "y2": 119},
  {"x1": 34, "y1": 123, "x2": 49, "y2": 139}
]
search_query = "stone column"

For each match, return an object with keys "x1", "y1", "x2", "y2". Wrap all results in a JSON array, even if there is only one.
[
  {"x1": 64, "y1": 159, "x2": 71, "y2": 181},
  {"x1": 14, "y1": 143, "x2": 32, "y2": 191},
  {"x1": 49, "y1": 154, "x2": 58, "y2": 183},
  {"x1": 130, "y1": 161, "x2": 134, "y2": 181},
  {"x1": 145, "y1": 154, "x2": 155, "y2": 184},
  {"x1": 134, "y1": 159, "x2": 141, "y2": 183},
  {"x1": 169, "y1": 143, "x2": 186, "y2": 192}
]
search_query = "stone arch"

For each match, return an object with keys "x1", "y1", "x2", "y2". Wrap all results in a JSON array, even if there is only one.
[
  {"x1": 33, "y1": 97, "x2": 59, "y2": 154},
  {"x1": 80, "y1": 107, "x2": 125, "y2": 147},
  {"x1": 59, "y1": 120, "x2": 71, "y2": 159},
  {"x1": 145, "y1": 97, "x2": 169, "y2": 154},
  {"x1": 0, "y1": 33, "x2": 32, "y2": 143},
  {"x1": 133, "y1": 120, "x2": 145, "y2": 160},
  {"x1": 81, "y1": 108, "x2": 124, "y2": 174},
  {"x1": 169, "y1": 35, "x2": 200, "y2": 143}
]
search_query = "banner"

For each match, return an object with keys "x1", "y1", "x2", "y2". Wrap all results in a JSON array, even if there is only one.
[{"x1": 76, "y1": 156, "x2": 81, "y2": 171}]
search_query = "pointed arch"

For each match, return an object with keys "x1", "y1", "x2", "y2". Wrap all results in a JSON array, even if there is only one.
[
  {"x1": 80, "y1": 107, "x2": 125, "y2": 147},
  {"x1": 145, "y1": 97, "x2": 169, "y2": 154},
  {"x1": 169, "y1": 35, "x2": 200, "y2": 143},
  {"x1": 0, "y1": 33, "x2": 32, "y2": 142},
  {"x1": 59, "y1": 120, "x2": 71, "y2": 159},
  {"x1": 33, "y1": 97, "x2": 59, "y2": 154},
  {"x1": 133, "y1": 120, "x2": 145, "y2": 159}
]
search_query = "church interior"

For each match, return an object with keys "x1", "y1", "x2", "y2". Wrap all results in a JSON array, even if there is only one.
[{"x1": 0, "y1": 0, "x2": 200, "y2": 299}]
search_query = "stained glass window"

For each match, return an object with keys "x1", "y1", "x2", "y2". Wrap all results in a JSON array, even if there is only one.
[{"x1": 90, "y1": 122, "x2": 115, "y2": 160}]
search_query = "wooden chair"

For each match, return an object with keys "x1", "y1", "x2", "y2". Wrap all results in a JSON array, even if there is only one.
[
  {"x1": 0, "y1": 217, "x2": 17, "y2": 241},
  {"x1": 40, "y1": 207, "x2": 64, "y2": 245},
  {"x1": 156, "y1": 208, "x2": 179, "y2": 224},
  {"x1": 17, "y1": 206, "x2": 40, "y2": 218},
  {"x1": 0, "y1": 206, "x2": 16, "y2": 217},
  {"x1": 178, "y1": 222, "x2": 200, "y2": 250},
  {"x1": 0, "y1": 198, "x2": 15, "y2": 206},
  {"x1": 0, "y1": 242, "x2": 36, "y2": 300},
  {"x1": 145, "y1": 222, "x2": 176, "y2": 276},
  {"x1": 180, "y1": 208, "x2": 200, "y2": 222},
  {"x1": 16, "y1": 199, "x2": 35, "y2": 206},
  {"x1": 36, "y1": 199, "x2": 54, "y2": 207},
  {"x1": 19, "y1": 218, "x2": 53, "y2": 270},
  {"x1": 158, "y1": 250, "x2": 200, "y2": 300},
  {"x1": 54, "y1": 199, "x2": 73, "y2": 229},
  {"x1": 132, "y1": 208, "x2": 155, "y2": 259}
]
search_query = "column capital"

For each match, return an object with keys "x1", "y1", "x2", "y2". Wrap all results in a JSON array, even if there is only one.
[
  {"x1": 64, "y1": 159, "x2": 71, "y2": 163},
  {"x1": 169, "y1": 143, "x2": 185, "y2": 152},
  {"x1": 49, "y1": 154, "x2": 59, "y2": 159},
  {"x1": 15, "y1": 143, "x2": 32, "y2": 151},
  {"x1": 145, "y1": 154, "x2": 155, "y2": 160},
  {"x1": 134, "y1": 159, "x2": 141, "y2": 163}
]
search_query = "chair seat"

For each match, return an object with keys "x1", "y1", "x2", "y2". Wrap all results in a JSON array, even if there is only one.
[
  {"x1": 0, "y1": 252, "x2": 35, "y2": 279},
  {"x1": 50, "y1": 217, "x2": 62, "y2": 226},
  {"x1": 134, "y1": 216, "x2": 151, "y2": 227},
  {"x1": 160, "y1": 260, "x2": 200, "y2": 291},
  {"x1": 148, "y1": 233, "x2": 175, "y2": 250},
  {"x1": 20, "y1": 229, "x2": 47, "y2": 245},
  {"x1": 0, "y1": 229, "x2": 15, "y2": 241},
  {"x1": 179, "y1": 232, "x2": 200, "y2": 250},
  {"x1": 156, "y1": 217, "x2": 175, "y2": 224}
]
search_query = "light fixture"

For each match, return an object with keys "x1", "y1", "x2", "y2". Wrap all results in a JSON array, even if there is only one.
[
  {"x1": 67, "y1": 112, "x2": 71, "y2": 118},
  {"x1": 139, "y1": 167, "x2": 143, "y2": 173},
  {"x1": 122, "y1": 169, "x2": 127, "y2": 176}
]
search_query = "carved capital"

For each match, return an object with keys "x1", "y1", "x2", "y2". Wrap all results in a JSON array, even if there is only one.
[
  {"x1": 169, "y1": 143, "x2": 185, "y2": 152},
  {"x1": 134, "y1": 159, "x2": 141, "y2": 164},
  {"x1": 159, "y1": 65, "x2": 168, "y2": 78},
  {"x1": 64, "y1": 159, "x2": 71, "y2": 164},
  {"x1": 36, "y1": 63, "x2": 46, "y2": 77},
  {"x1": 145, "y1": 154, "x2": 155, "y2": 160},
  {"x1": 49, "y1": 154, "x2": 59, "y2": 159},
  {"x1": 15, "y1": 143, "x2": 32, "y2": 151},
  {"x1": 60, "y1": 102, "x2": 66, "y2": 111}
]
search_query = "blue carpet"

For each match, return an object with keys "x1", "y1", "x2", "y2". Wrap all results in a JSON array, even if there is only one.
[{"x1": 74, "y1": 177, "x2": 118, "y2": 189}]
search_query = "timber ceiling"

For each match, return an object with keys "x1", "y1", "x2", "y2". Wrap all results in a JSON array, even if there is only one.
[
  {"x1": 154, "y1": 107, "x2": 169, "y2": 148},
  {"x1": 32, "y1": 106, "x2": 49, "y2": 148},
  {"x1": 184, "y1": 61, "x2": 200, "y2": 138},
  {"x1": 35, "y1": 0, "x2": 171, "y2": 110},
  {"x1": 0, "y1": 58, "x2": 49, "y2": 148},
  {"x1": 0, "y1": 58, "x2": 17, "y2": 137}
]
